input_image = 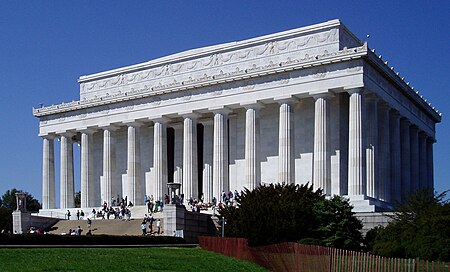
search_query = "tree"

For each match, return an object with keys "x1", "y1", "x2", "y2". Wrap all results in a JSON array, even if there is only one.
[
  {"x1": 315, "y1": 195, "x2": 363, "y2": 249},
  {"x1": 0, "y1": 188, "x2": 41, "y2": 233},
  {"x1": 74, "y1": 191, "x2": 81, "y2": 208},
  {"x1": 368, "y1": 190, "x2": 450, "y2": 261},
  {"x1": 1, "y1": 188, "x2": 41, "y2": 212},
  {"x1": 219, "y1": 183, "x2": 363, "y2": 249}
]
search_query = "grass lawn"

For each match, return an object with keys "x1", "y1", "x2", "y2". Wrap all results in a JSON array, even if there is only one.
[{"x1": 0, "y1": 247, "x2": 268, "y2": 271}]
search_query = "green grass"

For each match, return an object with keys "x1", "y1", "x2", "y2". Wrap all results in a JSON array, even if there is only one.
[{"x1": 0, "y1": 247, "x2": 268, "y2": 271}]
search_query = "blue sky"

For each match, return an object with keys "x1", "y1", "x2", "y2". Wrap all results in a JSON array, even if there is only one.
[{"x1": 0, "y1": 1, "x2": 448, "y2": 202}]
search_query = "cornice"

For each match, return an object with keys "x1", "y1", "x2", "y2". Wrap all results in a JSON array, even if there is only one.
[{"x1": 33, "y1": 43, "x2": 367, "y2": 117}]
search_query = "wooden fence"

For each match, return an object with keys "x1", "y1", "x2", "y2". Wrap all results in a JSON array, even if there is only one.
[{"x1": 198, "y1": 236, "x2": 449, "y2": 272}]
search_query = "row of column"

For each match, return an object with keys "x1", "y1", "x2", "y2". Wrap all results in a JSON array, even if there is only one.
[{"x1": 41, "y1": 89, "x2": 434, "y2": 209}]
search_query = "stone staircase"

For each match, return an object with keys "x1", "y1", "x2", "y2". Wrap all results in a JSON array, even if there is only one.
[{"x1": 47, "y1": 217, "x2": 164, "y2": 236}]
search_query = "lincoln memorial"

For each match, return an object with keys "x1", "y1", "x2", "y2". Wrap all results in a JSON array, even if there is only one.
[{"x1": 33, "y1": 20, "x2": 441, "y2": 212}]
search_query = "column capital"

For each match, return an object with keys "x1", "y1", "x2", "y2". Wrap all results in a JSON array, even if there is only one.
[
  {"x1": 418, "y1": 130, "x2": 428, "y2": 139},
  {"x1": 170, "y1": 122, "x2": 184, "y2": 129},
  {"x1": 99, "y1": 124, "x2": 121, "y2": 131},
  {"x1": 309, "y1": 90, "x2": 335, "y2": 100},
  {"x1": 199, "y1": 119, "x2": 214, "y2": 126},
  {"x1": 378, "y1": 100, "x2": 391, "y2": 111},
  {"x1": 122, "y1": 120, "x2": 145, "y2": 128},
  {"x1": 181, "y1": 112, "x2": 201, "y2": 120},
  {"x1": 390, "y1": 110, "x2": 401, "y2": 120},
  {"x1": 365, "y1": 92, "x2": 379, "y2": 102},
  {"x1": 400, "y1": 117, "x2": 411, "y2": 126},
  {"x1": 77, "y1": 127, "x2": 98, "y2": 135},
  {"x1": 240, "y1": 101, "x2": 265, "y2": 110},
  {"x1": 274, "y1": 96, "x2": 297, "y2": 106},
  {"x1": 410, "y1": 124, "x2": 419, "y2": 133},
  {"x1": 58, "y1": 131, "x2": 76, "y2": 138},
  {"x1": 345, "y1": 87, "x2": 364, "y2": 95},
  {"x1": 41, "y1": 134, "x2": 56, "y2": 140},
  {"x1": 152, "y1": 117, "x2": 171, "y2": 124},
  {"x1": 210, "y1": 107, "x2": 233, "y2": 116}
]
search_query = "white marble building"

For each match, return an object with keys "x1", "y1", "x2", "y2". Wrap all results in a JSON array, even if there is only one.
[{"x1": 33, "y1": 20, "x2": 441, "y2": 212}]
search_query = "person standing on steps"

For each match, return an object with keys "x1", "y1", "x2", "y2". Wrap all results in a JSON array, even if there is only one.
[
  {"x1": 67, "y1": 210, "x2": 71, "y2": 220},
  {"x1": 156, "y1": 219, "x2": 161, "y2": 235},
  {"x1": 141, "y1": 220, "x2": 147, "y2": 236},
  {"x1": 76, "y1": 210, "x2": 80, "y2": 220}
]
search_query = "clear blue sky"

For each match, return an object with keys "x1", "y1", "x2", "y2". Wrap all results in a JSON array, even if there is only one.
[{"x1": 0, "y1": 1, "x2": 448, "y2": 202}]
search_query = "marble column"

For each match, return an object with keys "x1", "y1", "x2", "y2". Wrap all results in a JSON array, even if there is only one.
[
  {"x1": 153, "y1": 119, "x2": 168, "y2": 201},
  {"x1": 410, "y1": 126, "x2": 420, "y2": 192},
  {"x1": 278, "y1": 100, "x2": 295, "y2": 184},
  {"x1": 426, "y1": 137, "x2": 434, "y2": 190},
  {"x1": 312, "y1": 93, "x2": 333, "y2": 195},
  {"x1": 400, "y1": 119, "x2": 411, "y2": 201},
  {"x1": 173, "y1": 124, "x2": 183, "y2": 186},
  {"x1": 213, "y1": 109, "x2": 230, "y2": 201},
  {"x1": 60, "y1": 133, "x2": 74, "y2": 209},
  {"x1": 202, "y1": 120, "x2": 214, "y2": 203},
  {"x1": 347, "y1": 89, "x2": 366, "y2": 196},
  {"x1": 101, "y1": 127, "x2": 117, "y2": 206},
  {"x1": 245, "y1": 104, "x2": 262, "y2": 191},
  {"x1": 80, "y1": 130, "x2": 95, "y2": 208},
  {"x1": 183, "y1": 114, "x2": 199, "y2": 200},
  {"x1": 365, "y1": 96, "x2": 378, "y2": 198},
  {"x1": 42, "y1": 136, "x2": 55, "y2": 209},
  {"x1": 418, "y1": 132, "x2": 427, "y2": 190},
  {"x1": 390, "y1": 111, "x2": 402, "y2": 204},
  {"x1": 126, "y1": 124, "x2": 142, "y2": 206},
  {"x1": 377, "y1": 102, "x2": 390, "y2": 202}
]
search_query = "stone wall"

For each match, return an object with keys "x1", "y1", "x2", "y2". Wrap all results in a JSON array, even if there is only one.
[
  {"x1": 163, "y1": 205, "x2": 216, "y2": 243},
  {"x1": 12, "y1": 211, "x2": 60, "y2": 234}
]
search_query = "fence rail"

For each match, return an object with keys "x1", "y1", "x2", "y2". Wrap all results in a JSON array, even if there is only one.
[{"x1": 198, "y1": 236, "x2": 449, "y2": 272}]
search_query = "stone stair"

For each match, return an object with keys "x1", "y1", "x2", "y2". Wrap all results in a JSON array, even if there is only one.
[{"x1": 47, "y1": 216, "x2": 164, "y2": 236}]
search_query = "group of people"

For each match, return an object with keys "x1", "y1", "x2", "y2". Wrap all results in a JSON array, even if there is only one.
[
  {"x1": 64, "y1": 226, "x2": 83, "y2": 236},
  {"x1": 140, "y1": 214, "x2": 161, "y2": 236}
]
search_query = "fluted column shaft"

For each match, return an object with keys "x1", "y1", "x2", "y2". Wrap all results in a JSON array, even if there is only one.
[
  {"x1": 245, "y1": 106, "x2": 261, "y2": 191},
  {"x1": 60, "y1": 134, "x2": 74, "y2": 209},
  {"x1": 101, "y1": 129, "x2": 116, "y2": 205},
  {"x1": 390, "y1": 112, "x2": 402, "y2": 204},
  {"x1": 183, "y1": 115, "x2": 198, "y2": 200},
  {"x1": 202, "y1": 121, "x2": 214, "y2": 202},
  {"x1": 400, "y1": 119, "x2": 411, "y2": 201},
  {"x1": 313, "y1": 95, "x2": 332, "y2": 194},
  {"x1": 418, "y1": 132, "x2": 427, "y2": 190},
  {"x1": 365, "y1": 97, "x2": 378, "y2": 198},
  {"x1": 426, "y1": 138, "x2": 434, "y2": 190},
  {"x1": 410, "y1": 126, "x2": 420, "y2": 192},
  {"x1": 173, "y1": 125, "x2": 183, "y2": 185},
  {"x1": 347, "y1": 89, "x2": 366, "y2": 195},
  {"x1": 213, "y1": 111, "x2": 229, "y2": 200},
  {"x1": 127, "y1": 125, "x2": 142, "y2": 205},
  {"x1": 278, "y1": 101, "x2": 295, "y2": 184},
  {"x1": 153, "y1": 121, "x2": 168, "y2": 201},
  {"x1": 42, "y1": 136, "x2": 55, "y2": 209},
  {"x1": 81, "y1": 131, "x2": 95, "y2": 208},
  {"x1": 378, "y1": 103, "x2": 390, "y2": 201}
]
